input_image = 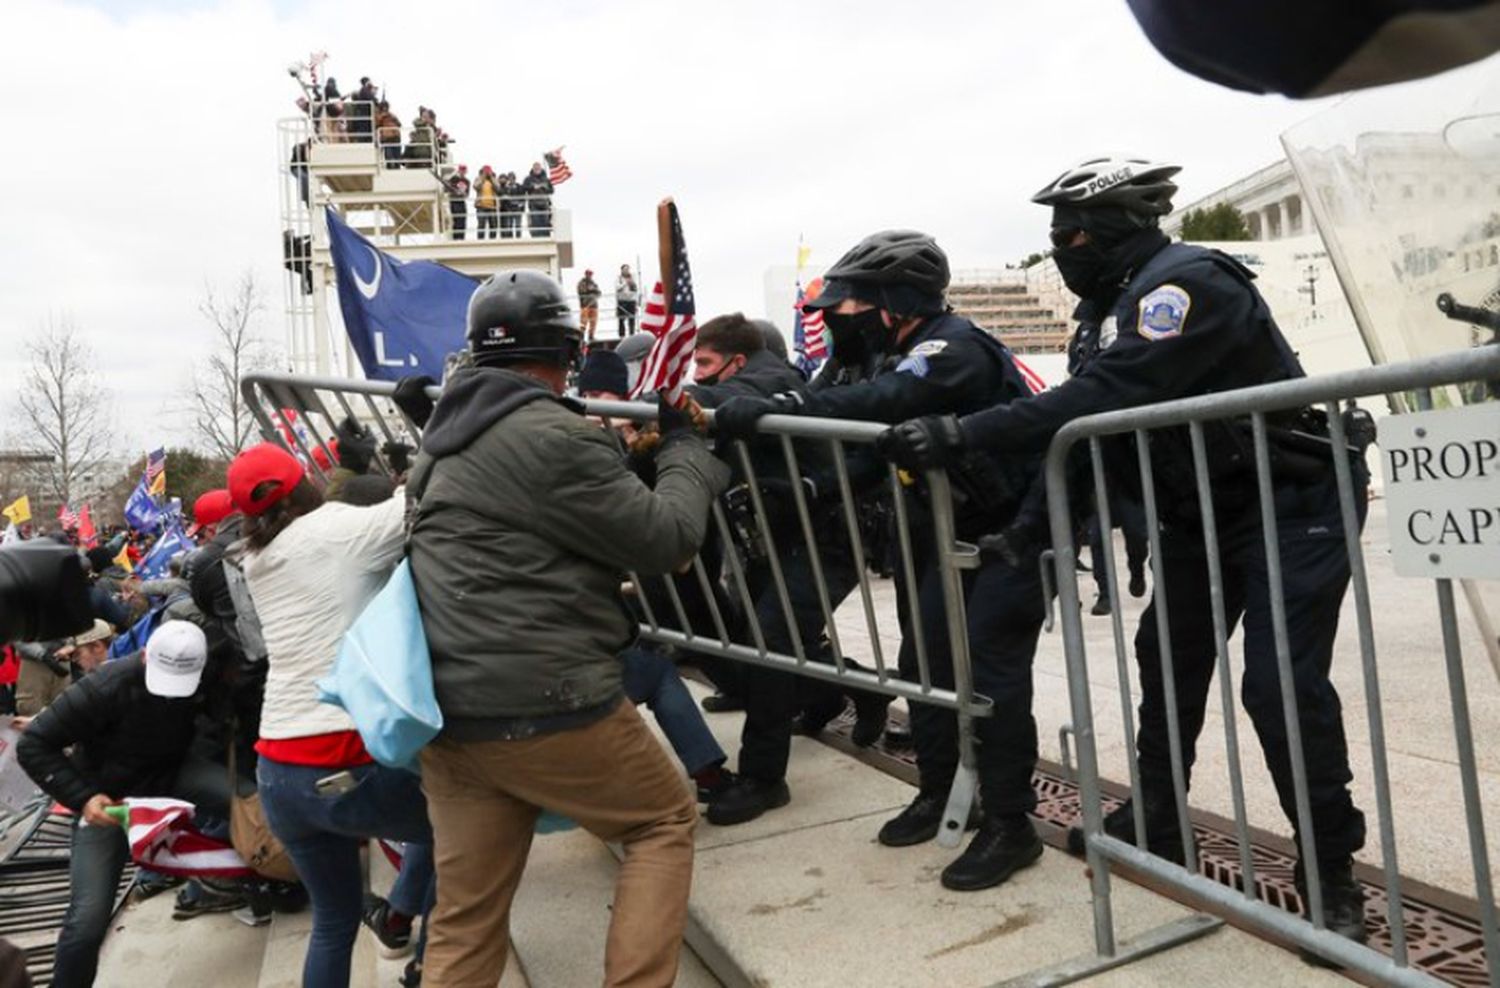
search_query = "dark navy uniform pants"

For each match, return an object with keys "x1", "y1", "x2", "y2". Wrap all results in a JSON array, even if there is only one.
[
  {"x1": 897, "y1": 547, "x2": 1047, "y2": 818},
  {"x1": 1133, "y1": 471, "x2": 1368, "y2": 865},
  {"x1": 736, "y1": 541, "x2": 860, "y2": 783}
]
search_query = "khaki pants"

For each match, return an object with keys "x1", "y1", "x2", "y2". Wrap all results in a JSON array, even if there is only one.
[
  {"x1": 15, "y1": 659, "x2": 70, "y2": 716},
  {"x1": 580, "y1": 305, "x2": 599, "y2": 339},
  {"x1": 420, "y1": 701, "x2": 696, "y2": 988}
]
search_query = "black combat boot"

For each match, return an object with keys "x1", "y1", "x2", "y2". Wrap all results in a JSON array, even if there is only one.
[
  {"x1": 705, "y1": 777, "x2": 790, "y2": 826},
  {"x1": 1066, "y1": 793, "x2": 1187, "y2": 867},
  {"x1": 878, "y1": 790, "x2": 980, "y2": 847},
  {"x1": 941, "y1": 815, "x2": 1044, "y2": 891},
  {"x1": 1294, "y1": 858, "x2": 1368, "y2": 966},
  {"x1": 878, "y1": 791, "x2": 948, "y2": 847}
]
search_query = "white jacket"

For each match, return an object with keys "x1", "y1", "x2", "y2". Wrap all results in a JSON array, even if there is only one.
[{"x1": 245, "y1": 497, "x2": 405, "y2": 740}]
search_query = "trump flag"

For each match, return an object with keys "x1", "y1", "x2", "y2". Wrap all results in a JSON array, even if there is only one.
[{"x1": 325, "y1": 208, "x2": 478, "y2": 382}]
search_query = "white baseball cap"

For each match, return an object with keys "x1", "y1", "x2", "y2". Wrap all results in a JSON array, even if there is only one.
[{"x1": 144, "y1": 621, "x2": 208, "y2": 698}]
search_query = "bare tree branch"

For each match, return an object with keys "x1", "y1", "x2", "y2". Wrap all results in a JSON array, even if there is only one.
[
  {"x1": 15, "y1": 316, "x2": 114, "y2": 505},
  {"x1": 184, "y1": 272, "x2": 278, "y2": 460}
]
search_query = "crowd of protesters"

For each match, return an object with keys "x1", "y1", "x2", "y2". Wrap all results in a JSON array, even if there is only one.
[
  {"x1": 5, "y1": 165, "x2": 1381, "y2": 988},
  {"x1": 442, "y1": 161, "x2": 556, "y2": 240},
  {"x1": 287, "y1": 74, "x2": 455, "y2": 209}
]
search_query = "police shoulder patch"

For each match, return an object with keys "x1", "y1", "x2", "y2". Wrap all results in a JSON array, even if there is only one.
[
  {"x1": 1137, "y1": 284, "x2": 1191, "y2": 340},
  {"x1": 909, "y1": 339, "x2": 949, "y2": 357},
  {"x1": 895, "y1": 353, "x2": 931, "y2": 378}
]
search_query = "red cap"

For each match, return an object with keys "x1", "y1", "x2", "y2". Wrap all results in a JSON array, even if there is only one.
[
  {"x1": 311, "y1": 440, "x2": 339, "y2": 471},
  {"x1": 227, "y1": 443, "x2": 306, "y2": 517},
  {"x1": 191, "y1": 489, "x2": 235, "y2": 529},
  {"x1": 458, "y1": 163, "x2": 468, "y2": 172}
]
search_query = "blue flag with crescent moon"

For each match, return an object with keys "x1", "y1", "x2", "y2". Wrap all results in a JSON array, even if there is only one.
[{"x1": 325, "y1": 208, "x2": 479, "y2": 381}]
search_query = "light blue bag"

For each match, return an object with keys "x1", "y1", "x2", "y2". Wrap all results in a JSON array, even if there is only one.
[
  {"x1": 318, "y1": 559, "x2": 442, "y2": 772},
  {"x1": 316, "y1": 557, "x2": 579, "y2": 834}
]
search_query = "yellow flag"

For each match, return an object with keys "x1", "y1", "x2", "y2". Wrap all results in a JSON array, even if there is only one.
[
  {"x1": 2, "y1": 495, "x2": 31, "y2": 525},
  {"x1": 148, "y1": 472, "x2": 167, "y2": 497},
  {"x1": 113, "y1": 545, "x2": 134, "y2": 574},
  {"x1": 796, "y1": 243, "x2": 812, "y2": 272}
]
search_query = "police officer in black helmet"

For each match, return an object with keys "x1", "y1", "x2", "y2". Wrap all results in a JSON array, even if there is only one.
[
  {"x1": 880, "y1": 157, "x2": 1371, "y2": 948},
  {"x1": 716, "y1": 231, "x2": 1050, "y2": 892}
]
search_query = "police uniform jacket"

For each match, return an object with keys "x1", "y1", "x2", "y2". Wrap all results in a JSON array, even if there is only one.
[
  {"x1": 802, "y1": 311, "x2": 1038, "y2": 534},
  {"x1": 961, "y1": 240, "x2": 1307, "y2": 523}
]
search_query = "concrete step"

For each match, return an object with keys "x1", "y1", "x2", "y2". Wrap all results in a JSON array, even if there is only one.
[
  {"x1": 670, "y1": 680, "x2": 1349, "y2": 988},
  {"x1": 95, "y1": 884, "x2": 269, "y2": 988},
  {"x1": 510, "y1": 829, "x2": 720, "y2": 987}
]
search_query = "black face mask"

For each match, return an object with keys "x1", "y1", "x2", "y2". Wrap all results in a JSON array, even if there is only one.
[
  {"x1": 1052, "y1": 240, "x2": 1112, "y2": 298},
  {"x1": 695, "y1": 355, "x2": 743, "y2": 388},
  {"x1": 825, "y1": 308, "x2": 890, "y2": 356}
]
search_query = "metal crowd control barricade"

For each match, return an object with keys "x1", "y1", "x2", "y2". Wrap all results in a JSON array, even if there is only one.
[
  {"x1": 241, "y1": 372, "x2": 994, "y2": 846},
  {"x1": 1036, "y1": 345, "x2": 1500, "y2": 988}
]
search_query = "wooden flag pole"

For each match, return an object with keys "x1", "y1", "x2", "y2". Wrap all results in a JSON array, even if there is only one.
[{"x1": 657, "y1": 197, "x2": 676, "y2": 301}]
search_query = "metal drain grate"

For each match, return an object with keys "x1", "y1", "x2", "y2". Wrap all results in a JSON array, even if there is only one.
[{"x1": 812, "y1": 705, "x2": 1491, "y2": 987}]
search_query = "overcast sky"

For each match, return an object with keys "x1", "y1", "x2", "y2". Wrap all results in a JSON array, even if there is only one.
[{"x1": 0, "y1": 0, "x2": 1338, "y2": 453}]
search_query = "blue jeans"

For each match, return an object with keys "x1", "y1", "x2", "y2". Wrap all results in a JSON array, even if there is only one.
[
  {"x1": 388, "y1": 841, "x2": 434, "y2": 918},
  {"x1": 621, "y1": 647, "x2": 725, "y2": 775},
  {"x1": 52, "y1": 756, "x2": 231, "y2": 988},
  {"x1": 256, "y1": 758, "x2": 433, "y2": 988}
]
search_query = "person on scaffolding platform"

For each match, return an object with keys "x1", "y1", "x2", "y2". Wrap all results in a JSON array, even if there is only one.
[
  {"x1": 713, "y1": 231, "x2": 1049, "y2": 892},
  {"x1": 877, "y1": 156, "x2": 1371, "y2": 948},
  {"x1": 522, "y1": 161, "x2": 553, "y2": 238}
]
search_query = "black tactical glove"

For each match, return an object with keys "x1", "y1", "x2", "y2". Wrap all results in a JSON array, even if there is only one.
[
  {"x1": 876, "y1": 414, "x2": 966, "y2": 472},
  {"x1": 712, "y1": 392, "x2": 803, "y2": 440},
  {"x1": 392, "y1": 375, "x2": 437, "y2": 429},
  {"x1": 382, "y1": 440, "x2": 415, "y2": 475},
  {"x1": 657, "y1": 393, "x2": 701, "y2": 438},
  {"x1": 334, "y1": 416, "x2": 377, "y2": 474}
]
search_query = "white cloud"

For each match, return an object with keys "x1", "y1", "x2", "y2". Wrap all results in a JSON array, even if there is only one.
[{"x1": 0, "y1": 0, "x2": 1333, "y2": 453}]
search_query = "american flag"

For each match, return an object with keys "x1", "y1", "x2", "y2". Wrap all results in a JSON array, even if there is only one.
[
  {"x1": 145, "y1": 447, "x2": 167, "y2": 497},
  {"x1": 57, "y1": 503, "x2": 79, "y2": 530},
  {"x1": 631, "y1": 202, "x2": 697, "y2": 405},
  {"x1": 124, "y1": 797, "x2": 256, "y2": 879},
  {"x1": 794, "y1": 284, "x2": 828, "y2": 361},
  {"x1": 545, "y1": 147, "x2": 572, "y2": 185}
]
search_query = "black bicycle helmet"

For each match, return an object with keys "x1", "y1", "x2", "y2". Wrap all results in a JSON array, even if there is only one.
[
  {"x1": 1032, "y1": 157, "x2": 1181, "y2": 216},
  {"x1": 466, "y1": 269, "x2": 581, "y2": 368},
  {"x1": 819, "y1": 230, "x2": 950, "y2": 295}
]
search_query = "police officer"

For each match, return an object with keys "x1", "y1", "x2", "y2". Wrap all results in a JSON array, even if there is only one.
[
  {"x1": 715, "y1": 231, "x2": 1049, "y2": 891},
  {"x1": 689, "y1": 314, "x2": 884, "y2": 826},
  {"x1": 879, "y1": 158, "x2": 1370, "y2": 944}
]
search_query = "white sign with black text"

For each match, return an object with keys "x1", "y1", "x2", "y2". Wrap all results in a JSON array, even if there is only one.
[{"x1": 1380, "y1": 404, "x2": 1500, "y2": 579}]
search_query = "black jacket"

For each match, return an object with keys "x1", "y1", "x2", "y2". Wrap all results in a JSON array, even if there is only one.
[
  {"x1": 522, "y1": 171, "x2": 553, "y2": 208},
  {"x1": 801, "y1": 312, "x2": 1038, "y2": 534},
  {"x1": 17, "y1": 657, "x2": 200, "y2": 812},
  {"x1": 961, "y1": 240, "x2": 1310, "y2": 524},
  {"x1": 691, "y1": 350, "x2": 810, "y2": 485}
]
